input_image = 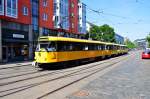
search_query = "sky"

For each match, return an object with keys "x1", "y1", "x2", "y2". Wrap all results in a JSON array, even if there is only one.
[{"x1": 81, "y1": 0, "x2": 150, "y2": 41}]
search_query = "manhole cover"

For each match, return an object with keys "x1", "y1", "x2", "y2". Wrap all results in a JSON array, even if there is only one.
[{"x1": 73, "y1": 90, "x2": 89, "y2": 97}]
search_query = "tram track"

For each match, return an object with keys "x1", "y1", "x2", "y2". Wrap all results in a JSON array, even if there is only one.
[
  {"x1": 0, "y1": 64, "x2": 32, "y2": 70},
  {"x1": 0, "y1": 55, "x2": 130, "y2": 98},
  {"x1": 0, "y1": 67, "x2": 39, "y2": 79},
  {"x1": 37, "y1": 61, "x2": 121, "y2": 99},
  {"x1": 0, "y1": 55, "x2": 123, "y2": 86},
  {"x1": 0, "y1": 64, "x2": 36, "y2": 75},
  {"x1": 0, "y1": 54, "x2": 127, "y2": 80},
  {"x1": 0, "y1": 71, "x2": 40, "y2": 80}
]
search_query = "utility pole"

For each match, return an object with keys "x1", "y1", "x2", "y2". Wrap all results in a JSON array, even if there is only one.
[{"x1": 88, "y1": 32, "x2": 91, "y2": 40}]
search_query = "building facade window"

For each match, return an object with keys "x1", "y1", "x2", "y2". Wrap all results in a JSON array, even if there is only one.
[
  {"x1": 71, "y1": 2, "x2": 74, "y2": 8},
  {"x1": 32, "y1": 17, "x2": 38, "y2": 30},
  {"x1": 0, "y1": 0, "x2": 4, "y2": 15},
  {"x1": 2, "y1": 21, "x2": 29, "y2": 32},
  {"x1": 53, "y1": 3, "x2": 57, "y2": 15},
  {"x1": 71, "y1": 13, "x2": 74, "y2": 17},
  {"x1": 31, "y1": 0, "x2": 39, "y2": 33},
  {"x1": 6, "y1": 0, "x2": 18, "y2": 18},
  {"x1": 43, "y1": 13, "x2": 48, "y2": 21},
  {"x1": 23, "y1": 6, "x2": 28, "y2": 16},
  {"x1": 78, "y1": 3, "x2": 86, "y2": 34},
  {"x1": 32, "y1": 1, "x2": 38, "y2": 16},
  {"x1": 72, "y1": 23, "x2": 74, "y2": 28},
  {"x1": 43, "y1": 0, "x2": 47, "y2": 7},
  {"x1": 53, "y1": 0, "x2": 69, "y2": 29}
]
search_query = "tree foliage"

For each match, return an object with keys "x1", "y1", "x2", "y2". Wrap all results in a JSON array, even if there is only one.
[
  {"x1": 125, "y1": 39, "x2": 136, "y2": 49},
  {"x1": 147, "y1": 34, "x2": 150, "y2": 48},
  {"x1": 89, "y1": 24, "x2": 116, "y2": 43}
]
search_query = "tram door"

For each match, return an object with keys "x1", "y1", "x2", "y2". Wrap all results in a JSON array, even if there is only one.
[{"x1": 2, "y1": 46, "x2": 8, "y2": 62}]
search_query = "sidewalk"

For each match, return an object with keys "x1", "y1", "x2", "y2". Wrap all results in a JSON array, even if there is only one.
[{"x1": 0, "y1": 61, "x2": 33, "y2": 69}]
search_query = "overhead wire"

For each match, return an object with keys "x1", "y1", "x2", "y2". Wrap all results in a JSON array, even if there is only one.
[{"x1": 85, "y1": 4, "x2": 150, "y2": 25}]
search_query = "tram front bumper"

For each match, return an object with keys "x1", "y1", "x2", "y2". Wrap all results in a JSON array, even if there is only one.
[{"x1": 34, "y1": 52, "x2": 57, "y2": 63}]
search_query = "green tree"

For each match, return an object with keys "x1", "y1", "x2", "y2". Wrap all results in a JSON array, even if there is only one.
[
  {"x1": 125, "y1": 39, "x2": 136, "y2": 49},
  {"x1": 146, "y1": 34, "x2": 150, "y2": 48},
  {"x1": 89, "y1": 24, "x2": 116, "y2": 43},
  {"x1": 90, "y1": 25, "x2": 102, "y2": 40},
  {"x1": 99, "y1": 24, "x2": 116, "y2": 43}
]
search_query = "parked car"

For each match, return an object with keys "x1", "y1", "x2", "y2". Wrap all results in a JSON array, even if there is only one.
[{"x1": 142, "y1": 50, "x2": 150, "y2": 59}]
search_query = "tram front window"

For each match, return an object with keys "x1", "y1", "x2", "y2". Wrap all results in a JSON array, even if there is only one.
[{"x1": 36, "y1": 42, "x2": 56, "y2": 52}]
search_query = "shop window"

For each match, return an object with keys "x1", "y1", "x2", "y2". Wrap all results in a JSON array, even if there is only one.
[
  {"x1": 21, "y1": 24, "x2": 29, "y2": 32},
  {"x1": 6, "y1": 0, "x2": 18, "y2": 18}
]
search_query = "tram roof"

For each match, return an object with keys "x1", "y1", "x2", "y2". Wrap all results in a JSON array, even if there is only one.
[{"x1": 39, "y1": 36, "x2": 126, "y2": 47}]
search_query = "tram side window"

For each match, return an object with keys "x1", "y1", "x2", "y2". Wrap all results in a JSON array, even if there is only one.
[
  {"x1": 123, "y1": 46, "x2": 126, "y2": 50},
  {"x1": 57, "y1": 42, "x2": 65, "y2": 51},
  {"x1": 111, "y1": 45, "x2": 114, "y2": 50},
  {"x1": 57, "y1": 42, "x2": 71, "y2": 51},
  {"x1": 106, "y1": 45, "x2": 113, "y2": 50},
  {"x1": 106, "y1": 45, "x2": 109, "y2": 50},
  {"x1": 57, "y1": 42, "x2": 86, "y2": 51},
  {"x1": 79, "y1": 43, "x2": 87, "y2": 51},
  {"x1": 98, "y1": 45, "x2": 101, "y2": 50},
  {"x1": 83, "y1": 44, "x2": 89, "y2": 51},
  {"x1": 95, "y1": 44, "x2": 98, "y2": 50},
  {"x1": 101, "y1": 44, "x2": 105, "y2": 50},
  {"x1": 88, "y1": 44, "x2": 94, "y2": 50},
  {"x1": 100, "y1": 44, "x2": 106, "y2": 50},
  {"x1": 117, "y1": 46, "x2": 119, "y2": 50},
  {"x1": 73, "y1": 43, "x2": 81, "y2": 51},
  {"x1": 73, "y1": 42, "x2": 88, "y2": 51},
  {"x1": 119, "y1": 46, "x2": 121, "y2": 50},
  {"x1": 121, "y1": 46, "x2": 123, "y2": 50},
  {"x1": 114, "y1": 45, "x2": 116, "y2": 50},
  {"x1": 114, "y1": 45, "x2": 117, "y2": 50},
  {"x1": 47, "y1": 42, "x2": 57, "y2": 51}
]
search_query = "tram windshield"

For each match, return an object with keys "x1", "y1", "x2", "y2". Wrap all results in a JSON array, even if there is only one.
[{"x1": 36, "y1": 42, "x2": 56, "y2": 52}]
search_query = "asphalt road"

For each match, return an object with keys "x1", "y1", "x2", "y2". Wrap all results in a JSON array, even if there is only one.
[
  {"x1": 0, "y1": 51, "x2": 149, "y2": 99},
  {"x1": 68, "y1": 51, "x2": 150, "y2": 99}
]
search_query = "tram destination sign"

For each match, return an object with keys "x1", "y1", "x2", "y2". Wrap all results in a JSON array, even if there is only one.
[{"x1": 13, "y1": 34, "x2": 25, "y2": 39}]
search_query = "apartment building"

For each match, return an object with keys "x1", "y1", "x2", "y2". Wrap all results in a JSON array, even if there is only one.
[{"x1": 0, "y1": 0, "x2": 86, "y2": 62}]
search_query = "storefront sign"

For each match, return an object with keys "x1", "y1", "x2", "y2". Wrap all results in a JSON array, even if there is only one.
[{"x1": 13, "y1": 34, "x2": 25, "y2": 39}]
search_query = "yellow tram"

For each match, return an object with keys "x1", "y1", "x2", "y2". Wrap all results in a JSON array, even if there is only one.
[{"x1": 34, "y1": 36, "x2": 128, "y2": 67}]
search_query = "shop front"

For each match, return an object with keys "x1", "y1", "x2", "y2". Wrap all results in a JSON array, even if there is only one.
[
  {"x1": 2, "y1": 42, "x2": 29, "y2": 62},
  {"x1": 2, "y1": 28, "x2": 29, "y2": 62}
]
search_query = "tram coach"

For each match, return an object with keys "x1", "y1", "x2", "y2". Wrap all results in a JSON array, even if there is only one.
[{"x1": 33, "y1": 36, "x2": 128, "y2": 68}]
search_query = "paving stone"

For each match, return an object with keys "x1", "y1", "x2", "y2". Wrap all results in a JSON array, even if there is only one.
[{"x1": 68, "y1": 53, "x2": 150, "y2": 99}]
